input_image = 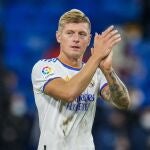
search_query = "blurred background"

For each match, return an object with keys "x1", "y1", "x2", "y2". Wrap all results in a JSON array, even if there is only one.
[{"x1": 0, "y1": 0, "x2": 150, "y2": 150}]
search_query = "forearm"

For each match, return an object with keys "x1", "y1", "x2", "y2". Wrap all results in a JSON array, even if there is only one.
[
  {"x1": 66, "y1": 56, "x2": 100, "y2": 99},
  {"x1": 103, "y1": 68, "x2": 130, "y2": 110}
]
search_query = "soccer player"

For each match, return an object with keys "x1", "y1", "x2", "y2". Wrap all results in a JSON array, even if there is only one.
[{"x1": 31, "y1": 9, "x2": 130, "y2": 150}]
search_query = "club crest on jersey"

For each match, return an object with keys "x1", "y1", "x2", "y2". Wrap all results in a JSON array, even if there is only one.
[
  {"x1": 42, "y1": 66, "x2": 54, "y2": 76},
  {"x1": 89, "y1": 80, "x2": 95, "y2": 88}
]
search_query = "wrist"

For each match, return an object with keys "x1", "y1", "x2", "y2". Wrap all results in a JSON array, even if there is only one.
[
  {"x1": 91, "y1": 54, "x2": 102, "y2": 63},
  {"x1": 92, "y1": 54, "x2": 104, "y2": 63},
  {"x1": 101, "y1": 67, "x2": 113, "y2": 75}
]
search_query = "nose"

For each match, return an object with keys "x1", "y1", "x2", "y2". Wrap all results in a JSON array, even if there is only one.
[{"x1": 73, "y1": 33, "x2": 79, "y2": 42}]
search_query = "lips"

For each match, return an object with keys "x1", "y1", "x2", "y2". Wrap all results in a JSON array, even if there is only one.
[{"x1": 71, "y1": 46, "x2": 80, "y2": 49}]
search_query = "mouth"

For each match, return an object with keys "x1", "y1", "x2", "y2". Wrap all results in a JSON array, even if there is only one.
[{"x1": 71, "y1": 46, "x2": 80, "y2": 49}]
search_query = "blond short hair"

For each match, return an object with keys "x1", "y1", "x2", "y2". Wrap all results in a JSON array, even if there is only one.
[{"x1": 58, "y1": 9, "x2": 91, "y2": 32}]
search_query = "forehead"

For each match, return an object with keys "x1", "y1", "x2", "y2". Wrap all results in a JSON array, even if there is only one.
[{"x1": 62, "y1": 23, "x2": 90, "y2": 33}]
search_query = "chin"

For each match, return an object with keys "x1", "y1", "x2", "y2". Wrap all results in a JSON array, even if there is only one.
[{"x1": 70, "y1": 53, "x2": 82, "y2": 59}]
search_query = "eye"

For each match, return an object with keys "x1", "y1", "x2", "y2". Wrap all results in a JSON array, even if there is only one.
[
  {"x1": 66, "y1": 31, "x2": 73, "y2": 35},
  {"x1": 79, "y1": 32, "x2": 87, "y2": 38}
]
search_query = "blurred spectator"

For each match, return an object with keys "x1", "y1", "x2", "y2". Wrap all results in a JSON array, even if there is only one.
[
  {"x1": 115, "y1": 135, "x2": 130, "y2": 150},
  {"x1": 0, "y1": 67, "x2": 34, "y2": 150},
  {"x1": 93, "y1": 107, "x2": 131, "y2": 150},
  {"x1": 113, "y1": 24, "x2": 148, "y2": 109},
  {"x1": 130, "y1": 107, "x2": 150, "y2": 150}
]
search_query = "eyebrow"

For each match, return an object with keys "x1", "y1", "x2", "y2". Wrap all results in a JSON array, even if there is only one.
[{"x1": 66, "y1": 30, "x2": 88, "y2": 34}]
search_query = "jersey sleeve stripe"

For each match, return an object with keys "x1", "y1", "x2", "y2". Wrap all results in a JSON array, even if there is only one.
[
  {"x1": 99, "y1": 83, "x2": 108, "y2": 98},
  {"x1": 42, "y1": 77, "x2": 61, "y2": 93}
]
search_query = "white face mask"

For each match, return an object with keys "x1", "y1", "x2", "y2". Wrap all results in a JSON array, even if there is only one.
[
  {"x1": 10, "y1": 93, "x2": 27, "y2": 117},
  {"x1": 140, "y1": 112, "x2": 150, "y2": 130}
]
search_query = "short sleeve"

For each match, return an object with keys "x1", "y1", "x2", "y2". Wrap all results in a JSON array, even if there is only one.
[{"x1": 31, "y1": 60, "x2": 61, "y2": 93}]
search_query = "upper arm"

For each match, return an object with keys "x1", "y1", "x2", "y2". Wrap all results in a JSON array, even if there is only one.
[{"x1": 31, "y1": 60, "x2": 76, "y2": 102}]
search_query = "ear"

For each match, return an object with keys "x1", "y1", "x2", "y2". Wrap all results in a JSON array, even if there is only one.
[{"x1": 56, "y1": 31, "x2": 61, "y2": 43}]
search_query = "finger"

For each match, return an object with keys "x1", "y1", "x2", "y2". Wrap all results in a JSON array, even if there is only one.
[
  {"x1": 109, "y1": 36, "x2": 121, "y2": 48},
  {"x1": 100, "y1": 48, "x2": 112, "y2": 60},
  {"x1": 101, "y1": 25, "x2": 114, "y2": 37},
  {"x1": 108, "y1": 51, "x2": 113, "y2": 58},
  {"x1": 107, "y1": 33, "x2": 121, "y2": 44},
  {"x1": 105, "y1": 48, "x2": 112, "y2": 57},
  {"x1": 94, "y1": 32, "x2": 99, "y2": 44},
  {"x1": 94, "y1": 32, "x2": 98, "y2": 39},
  {"x1": 107, "y1": 51, "x2": 113, "y2": 61},
  {"x1": 104, "y1": 30, "x2": 119, "y2": 41},
  {"x1": 91, "y1": 47, "x2": 94, "y2": 55},
  {"x1": 102, "y1": 50, "x2": 113, "y2": 63}
]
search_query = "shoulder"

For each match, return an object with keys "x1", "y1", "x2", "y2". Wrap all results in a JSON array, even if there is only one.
[
  {"x1": 32, "y1": 58, "x2": 57, "y2": 70},
  {"x1": 31, "y1": 58, "x2": 59, "y2": 76},
  {"x1": 34, "y1": 58, "x2": 57, "y2": 66}
]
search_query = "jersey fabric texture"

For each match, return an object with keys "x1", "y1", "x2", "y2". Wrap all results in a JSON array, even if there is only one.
[{"x1": 31, "y1": 58, "x2": 107, "y2": 150}]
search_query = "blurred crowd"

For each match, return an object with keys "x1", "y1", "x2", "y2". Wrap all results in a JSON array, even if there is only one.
[{"x1": 0, "y1": 0, "x2": 150, "y2": 150}]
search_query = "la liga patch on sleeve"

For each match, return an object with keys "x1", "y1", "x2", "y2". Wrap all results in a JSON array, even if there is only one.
[{"x1": 42, "y1": 66, "x2": 54, "y2": 77}]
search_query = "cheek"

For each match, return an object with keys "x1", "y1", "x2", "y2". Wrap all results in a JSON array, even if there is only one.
[
  {"x1": 82, "y1": 41, "x2": 90, "y2": 48},
  {"x1": 60, "y1": 41, "x2": 70, "y2": 51},
  {"x1": 61, "y1": 37, "x2": 70, "y2": 45}
]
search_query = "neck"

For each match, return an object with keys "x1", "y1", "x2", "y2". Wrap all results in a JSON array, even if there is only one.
[{"x1": 58, "y1": 54, "x2": 83, "y2": 69}]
